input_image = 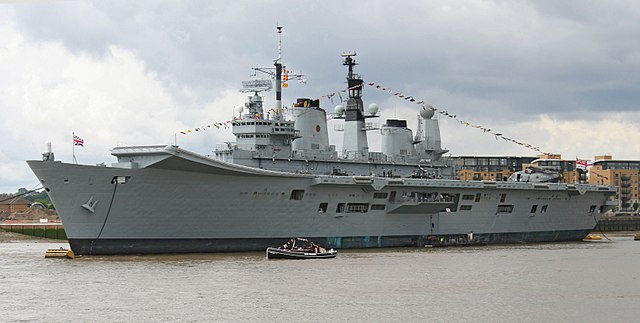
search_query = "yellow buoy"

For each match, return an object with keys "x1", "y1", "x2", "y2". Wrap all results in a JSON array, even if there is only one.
[
  {"x1": 584, "y1": 234, "x2": 602, "y2": 241},
  {"x1": 45, "y1": 248, "x2": 75, "y2": 259}
]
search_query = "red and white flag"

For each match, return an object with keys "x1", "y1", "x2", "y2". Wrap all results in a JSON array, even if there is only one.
[
  {"x1": 576, "y1": 159, "x2": 592, "y2": 170},
  {"x1": 73, "y1": 135, "x2": 84, "y2": 147}
]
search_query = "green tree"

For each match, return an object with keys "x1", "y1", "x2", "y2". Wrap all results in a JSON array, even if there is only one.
[{"x1": 13, "y1": 188, "x2": 52, "y2": 205}]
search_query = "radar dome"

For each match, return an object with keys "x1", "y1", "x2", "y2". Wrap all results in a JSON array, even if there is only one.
[
  {"x1": 420, "y1": 105, "x2": 435, "y2": 119},
  {"x1": 334, "y1": 105, "x2": 345, "y2": 116},
  {"x1": 368, "y1": 103, "x2": 379, "y2": 115},
  {"x1": 236, "y1": 106, "x2": 244, "y2": 113}
]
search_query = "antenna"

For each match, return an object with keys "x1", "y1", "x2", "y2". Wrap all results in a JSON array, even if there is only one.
[
  {"x1": 277, "y1": 25, "x2": 283, "y2": 64},
  {"x1": 247, "y1": 26, "x2": 305, "y2": 120},
  {"x1": 342, "y1": 52, "x2": 357, "y2": 79},
  {"x1": 240, "y1": 79, "x2": 273, "y2": 94},
  {"x1": 275, "y1": 25, "x2": 283, "y2": 119}
]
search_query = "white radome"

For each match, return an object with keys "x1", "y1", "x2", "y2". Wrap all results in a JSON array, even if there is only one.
[
  {"x1": 368, "y1": 103, "x2": 379, "y2": 115},
  {"x1": 334, "y1": 105, "x2": 345, "y2": 116},
  {"x1": 420, "y1": 105, "x2": 435, "y2": 119},
  {"x1": 236, "y1": 106, "x2": 244, "y2": 113}
]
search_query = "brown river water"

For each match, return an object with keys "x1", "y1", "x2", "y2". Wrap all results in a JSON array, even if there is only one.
[{"x1": 1, "y1": 234, "x2": 639, "y2": 322}]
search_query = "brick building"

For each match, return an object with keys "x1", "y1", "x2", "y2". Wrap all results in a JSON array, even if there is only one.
[
  {"x1": 0, "y1": 196, "x2": 31, "y2": 213},
  {"x1": 452, "y1": 153, "x2": 584, "y2": 183},
  {"x1": 589, "y1": 155, "x2": 640, "y2": 213},
  {"x1": 451, "y1": 156, "x2": 537, "y2": 181}
]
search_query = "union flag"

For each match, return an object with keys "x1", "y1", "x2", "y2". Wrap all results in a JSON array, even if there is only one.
[{"x1": 73, "y1": 135, "x2": 84, "y2": 147}]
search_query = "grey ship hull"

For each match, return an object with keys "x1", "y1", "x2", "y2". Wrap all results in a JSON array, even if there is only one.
[{"x1": 28, "y1": 146, "x2": 615, "y2": 255}]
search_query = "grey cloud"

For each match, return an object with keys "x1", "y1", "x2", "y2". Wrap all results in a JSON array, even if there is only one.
[
  {"x1": 10, "y1": 0, "x2": 640, "y2": 119},
  {"x1": 3, "y1": 0, "x2": 640, "y2": 193}
]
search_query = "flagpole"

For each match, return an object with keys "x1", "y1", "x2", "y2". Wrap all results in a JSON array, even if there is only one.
[{"x1": 72, "y1": 131, "x2": 76, "y2": 164}]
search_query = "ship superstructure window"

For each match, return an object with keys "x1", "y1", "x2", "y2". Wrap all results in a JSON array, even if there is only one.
[
  {"x1": 290, "y1": 190, "x2": 305, "y2": 200},
  {"x1": 530, "y1": 205, "x2": 538, "y2": 213},
  {"x1": 499, "y1": 193, "x2": 507, "y2": 203},
  {"x1": 397, "y1": 191, "x2": 453, "y2": 203},
  {"x1": 336, "y1": 203, "x2": 345, "y2": 213},
  {"x1": 589, "y1": 205, "x2": 597, "y2": 213},
  {"x1": 462, "y1": 194, "x2": 474, "y2": 201},
  {"x1": 373, "y1": 192, "x2": 388, "y2": 199},
  {"x1": 346, "y1": 203, "x2": 369, "y2": 213},
  {"x1": 388, "y1": 191, "x2": 396, "y2": 202},
  {"x1": 318, "y1": 203, "x2": 328, "y2": 213},
  {"x1": 460, "y1": 205, "x2": 473, "y2": 211},
  {"x1": 540, "y1": 205, "x2": 548, "y2": 213},
  {"x1": 475, "y1": 193, "x2": 481, "y2": 202},
  {"x1": 497, "y1": 205, "x2": 514, "y2": 213},
  {"x1": 371, "y1": 204, "x2": 386, "y2": 210}
]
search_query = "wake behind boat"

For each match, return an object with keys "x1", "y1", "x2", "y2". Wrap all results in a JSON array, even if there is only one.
[{"x1": 266, "y1": 238, "x2": 337, "y2": 259}]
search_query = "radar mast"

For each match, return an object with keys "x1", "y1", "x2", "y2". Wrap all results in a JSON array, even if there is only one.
[{"x1": 248, "y1": 26, "x2": 304, "y2": 121}]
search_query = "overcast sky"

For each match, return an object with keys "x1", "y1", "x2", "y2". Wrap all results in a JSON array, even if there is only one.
[{"x1": 1, "y1": 0, "x2": 639, "y2": 193}]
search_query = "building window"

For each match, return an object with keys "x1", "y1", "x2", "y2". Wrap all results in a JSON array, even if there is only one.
[
  {"x1": 530, "y1": 205, "x2": 538, "y2": 213},
  {"x1": 318, "y1": 203, "x2": 328, "y2": 213},
  {"x1": 290, "y1": 190, "x2": 305, "y2": 200}
]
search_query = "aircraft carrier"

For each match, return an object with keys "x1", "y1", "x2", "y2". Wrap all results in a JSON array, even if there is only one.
[{"x1": 27, "y1": 30, "x2": 617, "y2": 255}]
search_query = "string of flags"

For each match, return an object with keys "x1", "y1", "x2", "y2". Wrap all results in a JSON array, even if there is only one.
[
  {"x1": 317, "y1": 83, "x2": 362, "y2": 103},
  {"x1": 177, "y1": 80, "x2": 549, "y2": 156},
  {"x1": 179, "y1": 120, "x2": 233, "y2": 134},
  {"x1": 365, "y1": 82, "x2": 549, "y2": 155},
  {"x1": 177, "y1": 84, "x2": 363, "y2": 135}
]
